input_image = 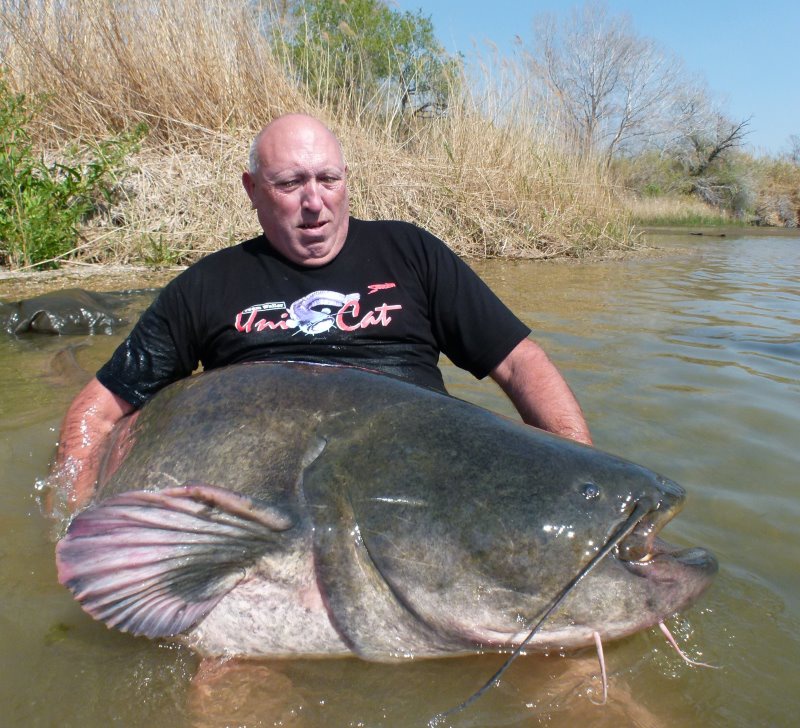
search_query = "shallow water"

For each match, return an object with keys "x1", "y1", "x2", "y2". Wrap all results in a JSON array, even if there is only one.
[{"x1": 1, "y1": 232, "x2": 798, "y2": 726}]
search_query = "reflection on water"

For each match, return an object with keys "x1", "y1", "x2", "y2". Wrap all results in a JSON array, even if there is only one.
[{"x1": 1, "y1": 232, "x2": 798, "y2": 726}]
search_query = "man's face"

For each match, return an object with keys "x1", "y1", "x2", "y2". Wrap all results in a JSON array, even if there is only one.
[{"x1": 242, "y1": 118, "x2": 349, "y2": 267}]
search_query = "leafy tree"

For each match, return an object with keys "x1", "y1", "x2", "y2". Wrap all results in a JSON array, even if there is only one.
[{"x1": 279, "y1": 0, "x2": 459, "y2": 114}]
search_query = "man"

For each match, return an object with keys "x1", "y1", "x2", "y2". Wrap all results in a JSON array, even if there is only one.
[{"x1": 51, "y1": 114, "x2": 591, "y2": 513}]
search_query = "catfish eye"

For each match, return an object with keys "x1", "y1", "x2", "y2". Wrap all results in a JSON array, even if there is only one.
[{"x1": 581, "y1": 483, "x2": 600, "y2": 500}]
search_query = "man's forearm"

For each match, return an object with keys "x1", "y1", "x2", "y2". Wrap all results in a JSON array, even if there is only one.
[
  {"x1": 490, "y1": 338, "x2": 592, "y2": 445},
  {"x1": 48, "y1": 377, "x2": 134, "y2": 515}
]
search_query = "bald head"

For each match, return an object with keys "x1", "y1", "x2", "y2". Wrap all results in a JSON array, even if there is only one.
[
  {"x1": 242, "y1": 114, "x2": 350, "y2": 266},
  {"x1": 248, "y1": 114, "x2": 345, "y2": 176}
]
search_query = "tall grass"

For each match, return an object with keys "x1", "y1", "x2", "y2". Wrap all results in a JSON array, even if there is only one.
[
  {"x1": 0, "y1": 0, "x2": 638, "y2": 268},
  {"x1": 624, "y1": 195, "x2": 745, "y2": 228}
]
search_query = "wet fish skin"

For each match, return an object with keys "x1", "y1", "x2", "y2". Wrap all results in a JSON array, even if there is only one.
[
  {"x1": 0, "y1": 288, "x2": 126, "y2": 335},
  {"x1": 56, "y1": 361, "x2": 717, "y2": 660}
]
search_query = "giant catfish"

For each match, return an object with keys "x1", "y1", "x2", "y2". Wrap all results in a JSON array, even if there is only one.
[
  {"x1": 56, "y1": 362, "x2": 716, "y2": 663},
  {"x1": 1, "y1": 288, "x2": 127, "y2": 335}
]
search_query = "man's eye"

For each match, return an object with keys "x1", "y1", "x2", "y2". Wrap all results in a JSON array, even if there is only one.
[{"x1": 275, "y1": 180, "x2": 300, "y2": 190}]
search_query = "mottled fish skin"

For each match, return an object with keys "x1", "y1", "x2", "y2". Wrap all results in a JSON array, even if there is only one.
[
  {"x1": 56, "y1": 361, "x2": 717, "y2": 660},
  {"x1": 1, "y1": 288, "x2": 126, "y2": 335}
]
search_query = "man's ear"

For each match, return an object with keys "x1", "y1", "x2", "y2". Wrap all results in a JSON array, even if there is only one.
[{"x1": 241, "y1": 171, "x2": 256, "y2": 209}]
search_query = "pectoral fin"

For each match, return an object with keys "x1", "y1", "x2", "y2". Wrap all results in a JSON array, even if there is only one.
[
  {"x1": 302, "y1": 426, "x2": 468, "y2": 660},
  {"x1": 56, "y1": 483, "x2": 294, "y2": 638}
]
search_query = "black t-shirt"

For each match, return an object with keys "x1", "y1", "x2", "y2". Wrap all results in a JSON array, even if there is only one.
[{"x1": 97, "y1": 218, "x2": 531, "y2": 407}]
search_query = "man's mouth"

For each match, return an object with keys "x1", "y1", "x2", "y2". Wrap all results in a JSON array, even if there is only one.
[{"x1": 299, "y1": 221, "x2": 326, "y2": 230}]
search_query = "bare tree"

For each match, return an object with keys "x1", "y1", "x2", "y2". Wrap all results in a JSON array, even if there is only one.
[
  {"x1": 667, "y1": 84, "x2": 751, "y2": 176},
  {"x1": 787, "y1": 134, "x2": 800, "y2": 165},
  {"x1": 526, "y1": 1, "x2": 681, "y2": 164},
  {"x1": 655, "y1": 83, "x2": 752, "y2": 210}
]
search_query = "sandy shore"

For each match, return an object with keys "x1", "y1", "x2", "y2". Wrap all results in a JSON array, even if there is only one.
[{"x1": 0, "y1": 265, "x2": 185, "y2": 300}]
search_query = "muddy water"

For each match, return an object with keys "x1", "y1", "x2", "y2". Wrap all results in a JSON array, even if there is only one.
[{"x1": 1, "y1": 232, "x2": 798, "y2": 727}]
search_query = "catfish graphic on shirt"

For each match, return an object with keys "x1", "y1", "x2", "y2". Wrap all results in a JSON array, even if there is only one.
[{"x1": 234, "y1": 284, "x2": 401, "y2": 336}]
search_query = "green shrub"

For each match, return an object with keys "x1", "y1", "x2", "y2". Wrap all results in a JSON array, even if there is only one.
[{"x1": 0, "y1": 75, "x2": 145, "y2": 269}]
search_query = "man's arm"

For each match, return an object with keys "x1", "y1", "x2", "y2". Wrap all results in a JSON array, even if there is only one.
[
  {"x1": 47, "y1": 377, "x2": 135, "y2": 516},
  {"x1": 490, "y1": 338, "x2": 593, "y2": 445}
]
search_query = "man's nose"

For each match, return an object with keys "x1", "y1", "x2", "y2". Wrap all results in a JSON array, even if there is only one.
[{"x1": 301, "y1": 180, "x2": 323, "y2": 211}]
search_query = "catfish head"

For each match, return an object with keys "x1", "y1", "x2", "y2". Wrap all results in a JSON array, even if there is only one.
[{"x1": 307, "y1": 393, "x2": 718, "y2": 656}]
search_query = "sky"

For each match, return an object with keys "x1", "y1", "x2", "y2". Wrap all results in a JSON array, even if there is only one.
[{"x1": 394, "y1": 0, "x2": 799, "y2": 156}]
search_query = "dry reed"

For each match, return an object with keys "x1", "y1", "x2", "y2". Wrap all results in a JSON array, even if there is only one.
[
  {"x1": 623, "y1": 195, "x2": 739, "y2": 226},
  {"x1": 1, "y1": 0, "x2": 638, "y2": 267}
]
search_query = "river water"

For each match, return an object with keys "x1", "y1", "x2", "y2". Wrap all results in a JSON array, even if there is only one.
[{"x1": 1, "y1": 231, "x2": 798, "y2": 727}]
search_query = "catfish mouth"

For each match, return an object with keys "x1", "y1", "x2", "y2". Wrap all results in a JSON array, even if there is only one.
[
  {"x1": 616, "y1": 508, "x2": 678, "y2": 563},
  {"x1": 612, "y1": 474, "x2": 686, "y2": 564},
  {"x1": 619, "y1": 534, "x2": 717, "y2": 576},
  {"x1": 614, "y1": 492, "x2": 717, "y2": 578}
]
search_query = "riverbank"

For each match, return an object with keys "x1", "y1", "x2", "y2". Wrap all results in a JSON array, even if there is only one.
[
  {"x1": 641, "y1": 225, "x2": 800, "y2": 239},
  {"x1": 0, "y1": 265, "x2": 181, "y2": 300},
  {"x1": 6, "y1": 225, "x2": 795, "y2": 302},
  {"x1": 2, "y1": 1, "x2": 794, "y2": 272},
  {"x1": 1, "y1": 0, "x2": 638, "y2": 270}
]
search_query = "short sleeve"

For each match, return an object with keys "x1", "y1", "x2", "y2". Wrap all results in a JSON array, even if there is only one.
[
  {"x1": 420, "y1": 231, "x2": 531, "y2": 378},
  {"x1": 96, "y1": 276, "x2": 201, "y2": 407}
]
